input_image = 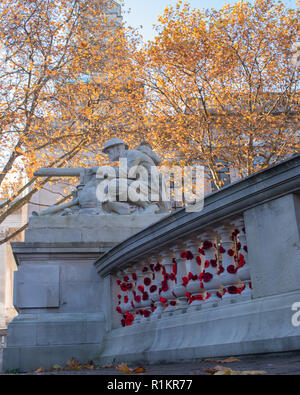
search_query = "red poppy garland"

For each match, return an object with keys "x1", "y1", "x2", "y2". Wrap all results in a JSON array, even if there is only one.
[{"x1": 116, "y1": 240, "x2": 249, "y2": 326}]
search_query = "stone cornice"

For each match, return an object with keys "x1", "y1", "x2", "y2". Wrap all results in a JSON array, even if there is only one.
[
  {"x1": 10, "y1": 242, "x2": 115, "y2": 266},
  {"x1": 94, "y1": 154, "x2": 300, "y2": 277}
]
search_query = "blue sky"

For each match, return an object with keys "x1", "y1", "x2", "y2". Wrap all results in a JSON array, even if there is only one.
[{"x1": 121, "y1": 0, "x2": 297, "y2": 42}]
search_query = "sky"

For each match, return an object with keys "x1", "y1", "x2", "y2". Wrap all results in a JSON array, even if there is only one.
[{"x1": 121, "y1": 0, "x2": 297, "y2": 42}]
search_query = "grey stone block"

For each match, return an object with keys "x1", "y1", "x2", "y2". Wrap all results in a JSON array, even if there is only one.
[
  {"x1": 15, "y1": 265, "x2": 59, "y2": 309},
  {"x1": 25, "y1": 229, "x2": 82, "y2": 243},
  {"x1": 86, "y1": 319, "x2": 106, "y2": 344},
  {"x1": 36, "y1": 321, "x2": 86, "y2": 346},
  {"x1": 7, "y1": 322, "x2": 37, "y2": 347},
  {"x1": 2, "y1": 347, "x2": 20, "y2": 372},
  {"x1": 28, "y1": 214, "x2": 167, "y2": 230},
  {"x1": 59, "y1": 282, "x2": 103, "y2": 313},
  {"x1": 59, "y1": 261, "x2": 99, "y2": 282},
  {"x1": 244, "y1": 194, "x2": 300, "y2": 298},
  {"x1": 25, "y1": 214, "x2": 168, "y2": 244},
  {"x1": 3, "y1": 344, "x2": 103, "y2": 372},
  {"x1": 3, "y1": 313, "x2": 106, "y2": 372}
]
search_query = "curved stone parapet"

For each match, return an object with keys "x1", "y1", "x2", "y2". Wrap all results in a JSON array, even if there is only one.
[{"x1": 93, "y1": 154, "x2": 300, "y2": 365}]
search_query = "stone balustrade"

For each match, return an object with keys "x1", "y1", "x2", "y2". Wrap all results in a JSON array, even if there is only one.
[{"x1": 113, "y1": 216, "x2": 252, "y2": 327}]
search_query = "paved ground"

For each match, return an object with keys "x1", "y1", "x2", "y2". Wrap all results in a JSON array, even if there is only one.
[{"x1": 1, "y1": 349, "x2": 300, "y2": 375}]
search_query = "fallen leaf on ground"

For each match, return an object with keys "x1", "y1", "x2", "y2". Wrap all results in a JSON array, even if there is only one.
[
  {"x1": 66, "y1": 357, "x2": 81, "y2": 370},
  {"x1": 133, "y1": 366, "x2": 146, "y2": 374},
  {"x1": 116, "y1": 363, "x2": 147, "y2": 374},
  {"x1": 215, "y1": 357, "x2": 241, "y2": 363},
  {"x1": 212, "y1": 366, "x2": 233, "y2": 375},
  {"x1": 232, "y1": 370, "x2": 267, "y2": 376},
  {"x1": 34, "y1": 367, "x2": 44, "y2": 373},
  {"x1": 116, "y1": 363, "x2": 133, "y2": 374},
  {"x1": 206, "y1": 365, "x2": 267, "y2": 376}
]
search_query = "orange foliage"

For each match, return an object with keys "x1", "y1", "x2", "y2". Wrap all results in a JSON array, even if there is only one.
[
  {"x1": 0, "y1": 0, "x2": 142, "y2": 226},
  {"x1": 0, "y1": 0, "x2": 299, "y2": 232},
  {"x1": 134, "y1": 0, "x2": 299, "y2": 187}
]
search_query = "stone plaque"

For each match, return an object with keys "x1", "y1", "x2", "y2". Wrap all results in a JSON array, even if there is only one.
[{"x1": 15, "y1": 265, "x2": 60, "y2": 308}]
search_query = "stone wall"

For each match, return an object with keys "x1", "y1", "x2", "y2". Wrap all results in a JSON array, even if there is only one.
[{"x1": 0, "y1": 206, "x2": 26, "y2": 329}]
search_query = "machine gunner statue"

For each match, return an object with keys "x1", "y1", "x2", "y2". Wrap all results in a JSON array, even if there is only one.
[{"x1": 33, "y1": 139, "x2": 170, "y2": 217}]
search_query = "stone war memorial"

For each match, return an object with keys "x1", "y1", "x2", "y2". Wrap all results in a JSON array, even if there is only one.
[{"x1": 2, "y1": 135, "x2": 300, "y2": 372}]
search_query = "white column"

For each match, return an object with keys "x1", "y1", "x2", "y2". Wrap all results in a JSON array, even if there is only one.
[
  {"x1": 216, "y1": 224, "x2": 243, "y2": 301},
  {"x1": 232, "y1": 217, "x2": 252, "y2": 299},
  {"x1": 184, "y1": 238, "x2": 206, "y2": 309},
  {"x1": 0, "y1": 231, "x2": 7, "y2": 329},
  {"x1": 151, "y1": 253, "x2": 166, "y2": 319},
  {"x1": 122, "y1": 268, "x2": 136, "y2": 320},
  {"x1": 148, "y1": 255, "x2": 163, "y2": 320},
  {"x1": 138, "y1": 259, "x2": 153, "y2": 322},
  {"x1": 159, "y1": 249, "x2": 177, "y2": 316},
  {"x1": 198, "y1": 231, "x2": 223, "y2": 306},
  {"x1": 185, "y1": 239, "x2": 202, "y2": 277},
  {"x1": 169, "y1": 244, "x2": 189, "y2": 313},
  {"x1": 117, "y1": 270, "x2": 128, "y2": 313},
  {"x1": 132, "y1": 264, "x2": 145, "y2": 324},
  {"x1": 115, "y1": 268, "x2": 138, "y2": 327}
]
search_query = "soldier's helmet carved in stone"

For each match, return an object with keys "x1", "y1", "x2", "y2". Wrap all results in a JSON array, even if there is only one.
[{"x1": 102, "y1": 138, "x2": 129, "y2": 153}]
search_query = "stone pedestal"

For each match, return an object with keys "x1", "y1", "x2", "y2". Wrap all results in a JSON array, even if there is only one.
[
  {"x1": 3, "y1": 214, "x2": 167, "y2": 372},
  {"x1": 25, "y1": 214, "x2": 166, "y2": 244}
]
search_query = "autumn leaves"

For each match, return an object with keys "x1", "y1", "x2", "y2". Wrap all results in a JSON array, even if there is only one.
[
  {"x1": 135, "y1": 0, "x2": 299, "y2": 187},
  {"x1": 0, "y1": 0, "x2": 299, "y2": 244}
]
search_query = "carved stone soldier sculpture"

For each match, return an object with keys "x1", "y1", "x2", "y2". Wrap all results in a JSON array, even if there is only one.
[
  {"x1": 100, "y1": 138, "x2": 170, "y2": 215},
  {"x1": 33, "y1": 138, "x2": 170, "y2": 216}
]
